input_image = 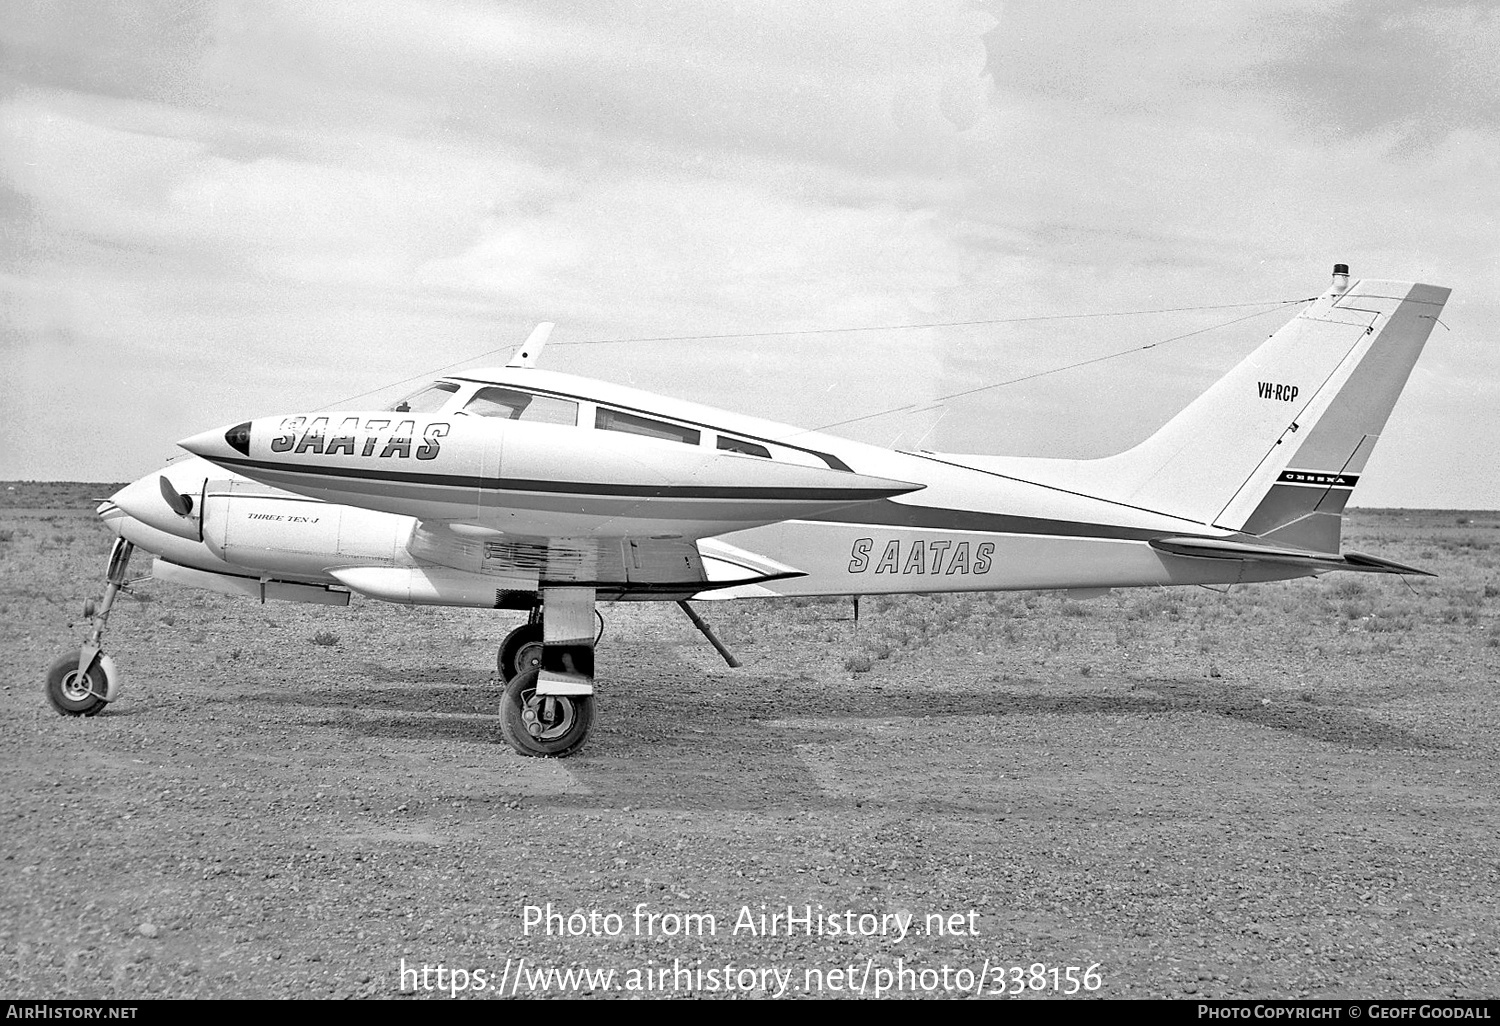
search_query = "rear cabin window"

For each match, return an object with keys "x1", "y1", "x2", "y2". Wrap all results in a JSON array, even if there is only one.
[
  {"x1": 463, "y1": 388, "x2": 578, "y2": 426},
  {"x1": 717, "y1": 436, "x2": 772, "y2": 459},
  {"x1": 391, "y1": 381, "x2": 459, "y2": 414},
  {"x1": 595, "y1": 408, "x2": 701, "y2": 445}
]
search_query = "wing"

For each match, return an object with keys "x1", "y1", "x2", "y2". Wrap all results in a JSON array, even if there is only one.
[{"x1": 329, "y1": 520, "x2": 805, "y2": 604}]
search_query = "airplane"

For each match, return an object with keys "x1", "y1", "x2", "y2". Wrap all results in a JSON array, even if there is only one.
[{"x1": 49, "y1": 266, "x2": 1450, "y2": 757}]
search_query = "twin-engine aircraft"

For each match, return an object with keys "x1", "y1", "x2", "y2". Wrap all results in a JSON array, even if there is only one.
[{"x1": 52, "y1": 267, "x2": 1450, "y2": 756}]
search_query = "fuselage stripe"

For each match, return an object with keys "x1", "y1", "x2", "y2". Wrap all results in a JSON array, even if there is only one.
[
  {"x1": 799, "y1": 503, "x2": 1196, "y2": 542},
  {"x1": 207, "y1": 454, "x2": 898, "y2": 502},
  {"x1": 208, "y1": 461, "x2": 1224, "y2": 545}
]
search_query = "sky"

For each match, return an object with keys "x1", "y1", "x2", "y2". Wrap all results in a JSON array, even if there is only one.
[{"x1": 2, "y1": 1, "x2": 1496, "y2": 507}]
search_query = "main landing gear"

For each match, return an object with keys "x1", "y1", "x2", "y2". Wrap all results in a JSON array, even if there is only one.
[
  {"x1": 496, "y1": 588, "x2": 596, "y2": 758},
  {"x1": 497, "y1": 610, "x2": 543, "y2": 681},
  {"x1": 491, "y1": 594, "x2": 745, "y2": 758},
  {"x1": 46, "y1": 538, "x2": 135, "y2": 717}
]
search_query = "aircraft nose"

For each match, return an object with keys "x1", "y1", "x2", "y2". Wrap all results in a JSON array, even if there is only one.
[
  {"x1": 110, "y1": 473, "x2": 201, "y2": 541},
  {"x1": 178, "y1": 421, "x2": 251, "y2": 462}
]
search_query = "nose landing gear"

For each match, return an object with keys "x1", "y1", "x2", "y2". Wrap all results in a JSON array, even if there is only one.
[{"x1": 46, "y1": 538, "x2": 135, "y2": 717}]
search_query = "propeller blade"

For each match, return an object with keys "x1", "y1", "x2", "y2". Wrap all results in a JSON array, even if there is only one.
[{"x1": 159, "y1": 476, "x2": 193, "y2": 516}]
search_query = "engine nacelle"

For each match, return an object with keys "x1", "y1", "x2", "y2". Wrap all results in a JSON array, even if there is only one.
[{"x1": 199, "y1": 479, "x2": 410, "y2": 576}]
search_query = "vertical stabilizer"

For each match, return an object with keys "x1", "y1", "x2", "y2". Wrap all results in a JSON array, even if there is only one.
[{"x1": 1070, "y1": 271, "x2": 1449, "y2": 549}]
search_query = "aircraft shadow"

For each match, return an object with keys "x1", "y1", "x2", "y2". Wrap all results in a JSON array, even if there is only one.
[
  {"x1": 234, "y1": 661, "x2": 497, "y2": 714},
  {"x1": 187, "y1": 660, "x2": 1452, "y2": 816},
  {"x1": 225, "y1": 660, "x2": 1443, "y2": 816},
  {"x1": 231, "y1": 661, "x2": 1440, "y2": 756}
]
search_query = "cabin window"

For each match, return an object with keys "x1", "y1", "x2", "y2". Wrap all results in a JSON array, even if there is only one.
[
  {"x1": 595, "y1": 408, "x2": 701, "y2": 445},
  {"x1": 717, "y1": 436, "x2": 772, "y2": 459},
  {"x1": 391, "y1": 381, "x2": 459, "y2": 414},
  {"x1": 463, "y1": 387, "x2": 578, "y2": 425}
]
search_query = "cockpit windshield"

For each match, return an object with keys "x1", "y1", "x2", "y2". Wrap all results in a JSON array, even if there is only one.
[{"x1": 389, "y1": 381, "x2": 459, "y2": 414}]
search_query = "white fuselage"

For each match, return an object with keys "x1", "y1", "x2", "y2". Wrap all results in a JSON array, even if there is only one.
[{"x1": 105, "y1": 367, "x2": 1311, "y2": 609}]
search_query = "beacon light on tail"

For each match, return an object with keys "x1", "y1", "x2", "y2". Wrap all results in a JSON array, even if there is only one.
[{"x1": 52, "y1": 267, "x2": 1453, "y2": 759}]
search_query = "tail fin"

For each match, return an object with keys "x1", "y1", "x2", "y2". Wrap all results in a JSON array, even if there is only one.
[{"x1": 1075, "y1": 270, "x2": 1450, "y2": 550}]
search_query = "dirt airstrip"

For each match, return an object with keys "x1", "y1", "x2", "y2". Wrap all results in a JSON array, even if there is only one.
[{"x1": 1, "y1": 484, "x2": 1497, "y2": 999}]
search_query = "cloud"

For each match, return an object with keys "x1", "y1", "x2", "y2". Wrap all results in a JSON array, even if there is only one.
[
  {"x1": 1247, "y1": 1, "x2": 1500, "y2": 148},
  {"x1": 0, "y1": 2, "x2": 1494, "y2": 507}
]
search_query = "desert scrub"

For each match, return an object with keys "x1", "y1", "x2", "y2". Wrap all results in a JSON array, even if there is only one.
[
  {"x1": 1126, "y1": 590, "x2": 1183, "y2": 620},
  {"x1": 1439, "y1": 594, "x2": 1481, "y2": 625},
  {"x1": 1329, "y1": 577, "x2": 1368, "y2": 599},
  {"x1": 1364, "y1": 612, "x2": 1415, "y2": 634}
]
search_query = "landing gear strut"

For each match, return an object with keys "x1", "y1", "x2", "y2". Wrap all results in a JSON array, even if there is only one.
[
  {"x1": 497, "y1": 588, "x2": 596, "y2": 758},
  {"x1": 46, "y1": 538, "x2": 134, "y2": 716}
]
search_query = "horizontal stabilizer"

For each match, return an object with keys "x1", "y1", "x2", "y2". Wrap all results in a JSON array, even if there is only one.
[
  {"x1": 1339, "y1": 551, "x2": 1436, "y2": 577},
  {"x1": 1149, "y1": 537, "x2": 1434, "y2": 576}
]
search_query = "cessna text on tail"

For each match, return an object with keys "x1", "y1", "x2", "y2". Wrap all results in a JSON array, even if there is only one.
[{"x1": 51, "y1": 268, "x2": 1451, "y2": 756}]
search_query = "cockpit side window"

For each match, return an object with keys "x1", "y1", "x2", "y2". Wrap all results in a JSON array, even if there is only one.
[
  {"x1": 391, "y1": 381, "x2": 459, "y2": 414},
  {"x1": 717, "y1": 436, "x2": 772, "y2": 459},
  {"x1": 595, "y1": 408, "x2": 701, "y2": 445},
  {"x1": 463, "y1": 387, "x2": 578, "y2": 426}
]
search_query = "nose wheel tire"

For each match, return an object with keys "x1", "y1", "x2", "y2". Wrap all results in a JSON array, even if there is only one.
[
  {"x1": 45, "y1": 652, "x2": 109, "y2": 717},
  {"x1": 498, "y1": 623, "x2": 544, "y2": 681},
  {"x1": 498, "y1": 668, "x2": 593, "y2": 758}
]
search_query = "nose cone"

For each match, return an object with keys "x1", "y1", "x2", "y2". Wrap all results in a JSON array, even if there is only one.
[
  {"x1": 178, "y1": 421, "x2": 250, "y2": 464},
  {"x1": 110, "y1": 471, "x2": 202, "y2": 541}
]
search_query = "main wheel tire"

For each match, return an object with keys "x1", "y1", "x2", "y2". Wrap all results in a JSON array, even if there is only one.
[
  {"x1": 497, "y1": 623, "x2": 544, "y2": 682},
  {"x1": 45, "y1": 652, "x2": 109, "y2": 717},
  {"x1": 498, "y1": 668, "x2": 594, "y2": 758}
]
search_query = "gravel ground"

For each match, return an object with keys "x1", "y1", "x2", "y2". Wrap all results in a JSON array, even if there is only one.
[{"x1": 2, "y1": 497, "x2": 1497, "y2": 999}]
